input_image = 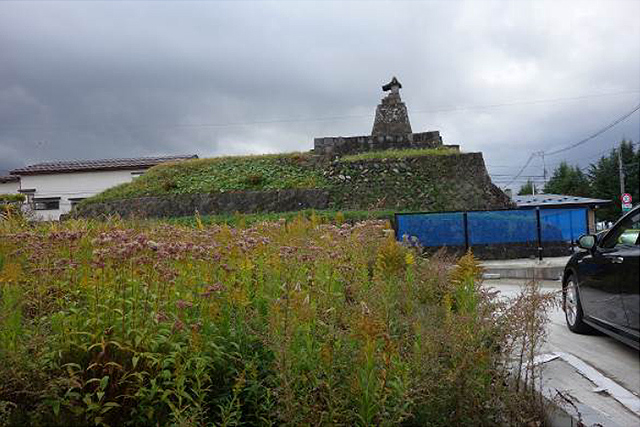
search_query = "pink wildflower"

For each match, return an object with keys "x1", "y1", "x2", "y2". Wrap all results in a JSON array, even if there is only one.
[
  {"x1": 176, "y1": 299, "x2": 193, "y2": 310},
  {"x1": 155, "y1": 311, "x2": 169, "y2": 322},
  {"x1": 201, "y1": 283, "x2": 225, "y2": 298},
  {"x1": 191, "y1": 321, "x2": 202, "y2": 332},
  {"x1": 173, "y1": 319, "x2": 185, "y2": 332}
]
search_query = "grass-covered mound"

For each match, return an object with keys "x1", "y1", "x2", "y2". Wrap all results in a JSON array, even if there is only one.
[
  {"x1": 83, "y1": 153, "x2": 328, "y2": 205},
  {"x1": 1, "y1": 216, "x2": 551, "y2": 426},
  {"x1": 339, "y1": 147, "x2": 458, "y2": 162},
  {"x1": 81, "y1": 149, "x2": 461, "y2": 207}
]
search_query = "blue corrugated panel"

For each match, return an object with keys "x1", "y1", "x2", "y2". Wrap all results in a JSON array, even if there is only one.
[
  {"x1": 540, "y1": 208, "x2": 587, "y2": 242},
  {"x1": 468, "y1": 210, "x2": 537, "y2": 244},
  {"x1": 396, "y1": 212, "x2": 465, "y2": 247}
]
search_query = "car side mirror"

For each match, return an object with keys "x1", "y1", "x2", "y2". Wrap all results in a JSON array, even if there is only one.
[{"x1": 578, "y1": 234, "x2": 597, "y2": 250}]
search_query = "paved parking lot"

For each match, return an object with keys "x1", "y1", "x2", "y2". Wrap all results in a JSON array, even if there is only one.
[{"x1": 485, "y1": 279, "x2": 640, "y2": 426}]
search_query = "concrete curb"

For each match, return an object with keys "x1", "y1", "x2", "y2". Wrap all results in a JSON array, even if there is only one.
[
  {"x1": 480, "y1": 256, "x2": 570, "y2": 280},
  {"x1": 530, "y1": 352, "x2": 639, "y2": 427},
  {"x1": 545, "y1": 396, "x2": 625, "y2": 427},
  {"x1": 481, "y1": 266, "x2": 565, "y2": 280}
]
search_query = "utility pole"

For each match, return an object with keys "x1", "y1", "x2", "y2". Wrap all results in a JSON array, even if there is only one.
[
  {"x1": 541, "y1": 152, "x2": 547, "y2": 188},
  {"x1": 534, "y1": 151, "x2": 547, "y2": 192},
  {"x1": 618, "y1": 148, "x2": 625, "y2": 197}
]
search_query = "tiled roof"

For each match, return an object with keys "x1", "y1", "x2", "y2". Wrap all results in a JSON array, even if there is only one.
[
  {"x1": 10, "y1": 155, "x2": 198, "y2": 175},
  {"x1": 514, "y1": 193, "x2": 612, "y2": 207},
  {"x1": 0, "y1": 175, "x2": 20, "y2": 183}
]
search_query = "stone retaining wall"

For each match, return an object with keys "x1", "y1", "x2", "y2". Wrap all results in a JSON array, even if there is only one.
[
  {"x1": 72, "y1": 189, "x2": 330, "y2": 219},
  {"x1": 326, "y1": 153, "x2": 513, "y2": 211},
  {"x1": 313, "y1": 131, "x2": 455, "y2": 156}
]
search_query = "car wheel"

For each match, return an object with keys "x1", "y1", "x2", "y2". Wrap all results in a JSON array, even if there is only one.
[{"x1": 564, "y1": 275, "x2": 593, "y2": 334}]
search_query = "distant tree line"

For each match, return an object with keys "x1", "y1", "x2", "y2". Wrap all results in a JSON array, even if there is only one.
[{"x1": 518, "y1": 140, "x2": 639, "y2": 221}]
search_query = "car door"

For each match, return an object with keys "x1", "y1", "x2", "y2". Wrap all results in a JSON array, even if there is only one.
[
  {"x1": 578, "y1": 216, "x2": 632, "y2": 329},
  {"x1": 620, "y1": 243, "x2": 640, "y2": 332},
  {"x1": 611, "y1": 210, "x2": 640, "y2": 333}
]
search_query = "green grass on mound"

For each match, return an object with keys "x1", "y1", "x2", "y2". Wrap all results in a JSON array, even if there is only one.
[
  {"x1": 339, "y1": 147, "x2": 459, "y2": 162},
  {"x1": 83, "y1": 152, "x2": 328, "y2": 205}
]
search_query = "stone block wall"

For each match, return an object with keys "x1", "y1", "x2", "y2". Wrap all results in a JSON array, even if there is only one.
[
  {"x1": 313, "y1": 131, "x2": 452, "y2": 156},
  {"x1": 325, "y1": 153, "x2": 513, "y2": 211},
  {"x1": 72, "y1": 189, "x2": 330, "y2": 219}
]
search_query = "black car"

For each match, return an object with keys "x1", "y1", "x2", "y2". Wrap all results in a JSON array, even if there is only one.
[{"x1": 562, "y1": 205, "x2": 639, "y2": 350}]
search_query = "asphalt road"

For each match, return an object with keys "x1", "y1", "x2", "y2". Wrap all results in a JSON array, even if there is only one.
[{"x1": 485, "y1": 279, "x2": 640, "y2": 426}]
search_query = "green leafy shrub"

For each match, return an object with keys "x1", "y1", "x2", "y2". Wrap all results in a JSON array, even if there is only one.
[
  {"x1": 0, "y1": 194, "x2": 26, "y2": 222},
  {"x1": 243, "y1": 173, "x2": 265, "y2": 187},
  {"x1": 0, "y1": 194, "x2": 25, "y2": 204}
]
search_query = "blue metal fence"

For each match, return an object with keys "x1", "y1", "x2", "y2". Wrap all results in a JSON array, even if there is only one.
[
  {"x1": 395, "y1": 207, "x2": 588, "y2": 259},
  {"x1": 539, "y1": 208, "x2": 587, "y2": 243},
  {"x1": 467, "y1": 210, "x2": 538, "y2": 244},
  {"x1": 395, "y1": 212, "x2": 465, "y2": 247}
]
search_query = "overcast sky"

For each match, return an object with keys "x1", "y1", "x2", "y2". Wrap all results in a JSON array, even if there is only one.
[{"x1": 1, "y1": 0, "x2": 639, "y2": 190}]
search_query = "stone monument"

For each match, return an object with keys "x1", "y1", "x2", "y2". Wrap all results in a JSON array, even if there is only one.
[
  {"x1": 371, "y1": 77, "x2": 412, "y2": 137},
  {"x1": 313, "y1": 77, "x2": 457, "y2": 156}
]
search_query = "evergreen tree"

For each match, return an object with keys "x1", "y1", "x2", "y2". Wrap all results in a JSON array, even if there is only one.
[
  {"x1": 540, "y1": 140, "x2": 637, "y2": 222},
  {"x1": 543, "y1": 162, "x2": 591, "y2": 196},
  {"x1": 518, "y1": 179, "x2": 535, "y2": 195},
  {"x1": 587, "y1": 140, "x2": 638, "y2": 221}
]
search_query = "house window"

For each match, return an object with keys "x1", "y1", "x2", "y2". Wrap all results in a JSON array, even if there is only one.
[{"x1": 33, "y1": 198, "x2": 60, "y2": 210}]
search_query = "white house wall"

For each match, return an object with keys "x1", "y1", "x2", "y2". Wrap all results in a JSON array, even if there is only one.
[
  {"x1": 20, "y1": 169, "x2": 145, "y2": 220},
  {"x1": 0, "y1": 181, "x2": 20, "y2": 194}
]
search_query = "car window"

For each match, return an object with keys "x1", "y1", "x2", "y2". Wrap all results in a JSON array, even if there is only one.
[{"x1": 600, "y1": 210, "x2": 640, "y2": 248}]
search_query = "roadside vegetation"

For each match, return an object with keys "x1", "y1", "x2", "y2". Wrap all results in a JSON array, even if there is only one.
[
  {"x1": 0, "y1": 194, "x2": 26, "y2": 221},
  {"x1": 1, "y1": 214, "x2": 553, "y2": 426},
  {"x1": 338, "y1": 147, "x2": 459, "y2": 163},
  {"x1": 81, "y1": 153, "x2": 328, "y2": 205},
  {"x1": 166, "y1": 209, "x2": 397, "y2": 228}
]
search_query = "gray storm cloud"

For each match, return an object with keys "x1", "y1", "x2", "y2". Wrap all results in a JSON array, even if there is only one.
[{"x1": 1, "y1": 0, "x2": 639, "y2": 189}]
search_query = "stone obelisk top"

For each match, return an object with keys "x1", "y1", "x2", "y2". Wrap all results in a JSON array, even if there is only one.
[{"x1": 371, "y1": 77, "x2": 412, "y2": 137}]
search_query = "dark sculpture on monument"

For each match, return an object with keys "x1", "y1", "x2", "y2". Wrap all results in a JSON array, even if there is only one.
[{"x1": 313, "y1": 77, "x2": 458, "y2": 156}]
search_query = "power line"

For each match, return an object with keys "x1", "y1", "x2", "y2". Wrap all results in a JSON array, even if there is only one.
[
  {"x1": 543, "y1": 103, "x2": 640, "y2": 156},
  {"x1": 414, "y1": 89, "x2": 640, "y2": 115},
  {"x1": 543, "y1": 139, "x2": 639, "y2": 174},
  {"x1": 544, "y1": 136, "x2": 640, "y2": 171},
  {"x1": 3, "y1": 89, "x2": 639, "y2": 133},
  {"x1": 503, "y1": 153, "x2": 536, "y2": 188},
  {"x1": 500, "y1": 104, "x2": 640, "y2": 188},
  {"x1": 490, "y1": 174, "x2": 545, "y2": 178}
]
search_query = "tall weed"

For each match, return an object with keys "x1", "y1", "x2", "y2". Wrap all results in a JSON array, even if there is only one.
[{"x1": 0, "y1": 216, "x2": 552, "y2": 426}]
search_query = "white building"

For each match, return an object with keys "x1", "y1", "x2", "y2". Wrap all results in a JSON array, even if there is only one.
[
  {"x1": 0, "y1": 175, "x2": 20, "y2": 194},
  {"x1": 7, "y1": 155, "x2": 197, "y2": 220}
]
